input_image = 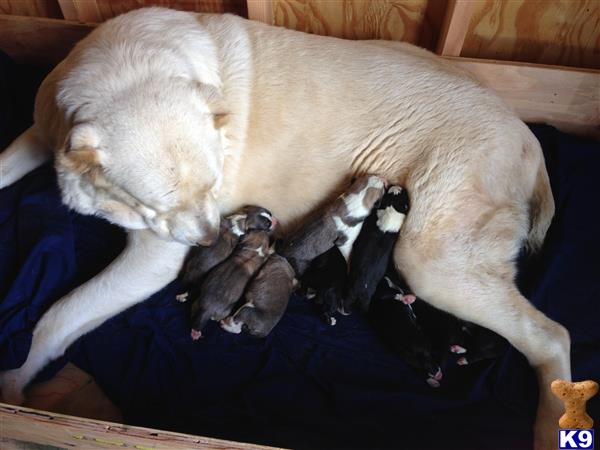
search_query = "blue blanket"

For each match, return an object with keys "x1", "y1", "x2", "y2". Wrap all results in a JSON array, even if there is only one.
[{"x1": 1, "y1": 54, "x2": 598, "y2": 449}]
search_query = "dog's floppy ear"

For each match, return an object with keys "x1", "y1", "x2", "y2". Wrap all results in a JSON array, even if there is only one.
[
  {"x1": 194, "y1": 82, "x2": 230, "y2": 129},
  {"x1": 62, "y1": 124, "x2": 105, "y2": 174}
]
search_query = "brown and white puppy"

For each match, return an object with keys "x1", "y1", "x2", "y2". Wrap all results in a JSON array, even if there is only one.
[
  {"x1": 177, "y1": 206, "x2": 276, "y2": 302},
  {"x1": 220, "y1": 254, "x2": 295, "y2": 337},
  {"x1": 189, "y1": 231, "x2": 271, "y2": 339},
  {"x1": 277, "y1": 175, "x2": 385, "y2": 275}
]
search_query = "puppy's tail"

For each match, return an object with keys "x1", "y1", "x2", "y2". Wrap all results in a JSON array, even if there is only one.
[
  {"x1": 526, "y1": 140, "x2": 555, "y2": 254},
  {"x1": 0, "y1": 126, "x2": 50, "y2": 189}
]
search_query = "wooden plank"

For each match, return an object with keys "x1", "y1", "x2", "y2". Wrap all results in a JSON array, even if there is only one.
[
  {"x1": 24, "y1": 363, "x2": 122, "y2": 423},
  {"x1": 447, "y1": 56, "x2": 600, "y2": 138},
  {"x1": 57, "y1": 0, "x2": 78, "y2": 20},
  {"x1": 462, "y1": 0, "x2": 600, "y2": 70},
  {"x1": 271, "y1": 0, "x2": 432, "y2": 43},
  {"x1": 247, "y1": 0, "x2": 273, "y2": 24},
  {"x1": 0, "y1": 403, "x2": 280, "y2": 449},
  {"x1": 436, "y1": 0, "x2": 476, "y2": 56},
  {"x1": 95, "y1": 1, "x2": 247, "y2": 21},
  {"x1": 74, "y1": 0, "x2": 102, "y2": 22},
  {"x1": 0, "y1": 15, "x2": 94, "y2": 66},
  {"x1": 0, "y1": 0, "x2": 62, "y2": 18}
]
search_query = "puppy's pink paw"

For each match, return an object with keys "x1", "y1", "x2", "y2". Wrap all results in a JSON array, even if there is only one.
[
  {"x1": 450, "y1": 344, "x2": 467, "y2": 354},
  {"x1": 426, "y1": 377, "x2": 440, "y2": 388},
  {"x1": 190, "y1": 329, "x2": 202, "y2": 340},
  {"x1": 457, "y1": 357, "x2": 468, "y2": 366},
  {"x1": 427, "y1": 367, "x2": 443, "y2": 382},
  {"x1": 402, "y1": 294, "x2": 416, "y2": 305}
]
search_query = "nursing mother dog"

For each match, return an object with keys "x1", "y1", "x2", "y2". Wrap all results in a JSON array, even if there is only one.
[{"x1": 0, "y1": 7, "x2": 567, "y2": 449}]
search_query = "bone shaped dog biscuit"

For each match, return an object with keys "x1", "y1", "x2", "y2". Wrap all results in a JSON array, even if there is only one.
[{"x1": 551, "y1": 379, "x2": 598, "y2": 429}]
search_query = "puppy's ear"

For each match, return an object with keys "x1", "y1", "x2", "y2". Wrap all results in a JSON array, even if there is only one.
[
  {"x1": 195, "y1": 82, "x2": 230, "y2": 129},
  {"x1": 62, "y1": 125, "x2": 105, "y2": 174}
]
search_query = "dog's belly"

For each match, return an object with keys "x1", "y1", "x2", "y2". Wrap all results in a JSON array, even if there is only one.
[{"x1": 216, "y1": 17, "x2": 530, "y2": 236}]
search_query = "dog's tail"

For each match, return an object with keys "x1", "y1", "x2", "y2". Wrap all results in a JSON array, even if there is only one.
[
  {"x1": 526, "y1": 138, "x2": 555, "y2": 254},
  {"x1": 0, "y1": 126, "x2": 50, "y2": 189}
]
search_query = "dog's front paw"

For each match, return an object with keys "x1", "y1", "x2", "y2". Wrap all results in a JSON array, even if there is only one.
[{"x1": 0, "y1": 369, "x2": 26, "y2": 405}]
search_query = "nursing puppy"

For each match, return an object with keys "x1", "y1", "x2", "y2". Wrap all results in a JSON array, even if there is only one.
[
  {"x1": 369, "y1": 279, "x2": 442, "y2": 387},
  {"x1": 301, "y1": 246, "x2": 348, "y2": 325},
  {"x1": 382, "y1": 272, "x2": 507, "y2": 369},
  {"x1": 277, "y1": 175, "x2": 385, "y2": 275},
  {"x1": 370, "y1": 276, "x2": 442, "y2": 388},
  {"x1": 453, "y1": 321, "x2": 509, "y2": 366},
  {"x1": 178, "y1": 206, "x2": 275, "y2": 301},
  {"x1": 345, "y1": 186, "x2": 409, "y2": 314},
  {"x1": 220, "y1": 254, "x2": 295, "y2": 337},
  {"x1": 189, "y1": 230, "x2": 271, "y2": 339}
]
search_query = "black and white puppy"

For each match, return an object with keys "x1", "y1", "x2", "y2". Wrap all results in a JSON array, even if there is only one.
[
  {"x1": 345, "y1": 186, "x2": 409, "y2": 314},
  {"x1": 178, "y1": 206, "x2": 276, "y2": 302},
  {"x1": 220, "y1": 254, "x2": 296, "y2": 337},
  {"x1": 277, "y1": 175, "x2": 385, "y2": 275},
  {"x1": 301, "y1": 246, "x2": 348, "y2": 325},
  {"x1": 370, "y1": 275, "x2": 443, "y2": 388},
  {"x1": 189, "y1": 230, "x2": 271, "y2": 339}
]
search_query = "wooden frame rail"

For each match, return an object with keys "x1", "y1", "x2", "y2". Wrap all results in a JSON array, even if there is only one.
[
  {"x1": 436, "y1": 0, "x2": 476, "y2": 56},
  {"x1": 0, "y1": 403, "x2": 279, "y2": 449},
  {"x1": 58, "y1": 0, "x2": 102, "y2": 23},
  {"x1": 247, "y1": 0, "x2": 273, "y2": 25}
]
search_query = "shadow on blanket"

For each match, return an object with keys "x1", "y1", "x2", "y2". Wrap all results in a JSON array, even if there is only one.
[{"x1": 1, "y1": 53, "x2": 598, "y2": 449}]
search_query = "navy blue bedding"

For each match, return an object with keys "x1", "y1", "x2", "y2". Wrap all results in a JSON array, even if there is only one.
[{"x1": 1, "y1": 53, "x2": 598, "y2": 449}]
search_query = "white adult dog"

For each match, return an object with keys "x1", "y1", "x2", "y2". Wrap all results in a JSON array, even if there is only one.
[{"x1": 0, "y1": 8, "x2": 568, "y2": 449}]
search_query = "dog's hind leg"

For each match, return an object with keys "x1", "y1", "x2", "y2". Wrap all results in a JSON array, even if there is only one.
[
  {"x1": 394, "y1": 217, "x2": 570, "y2": 450},
  {"x1": 0, "y1": 229, "x2": 188, "y2": 405},
  {"x1": 0, "y1": 126, "x2": 51, "y2": 189}
]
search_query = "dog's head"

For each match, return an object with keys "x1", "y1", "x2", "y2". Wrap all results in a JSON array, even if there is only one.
[{"x1": 55, "y1": 78, "x2": 228, "y2": 246}]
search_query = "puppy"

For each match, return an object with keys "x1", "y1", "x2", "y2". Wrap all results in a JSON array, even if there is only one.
[
  {"x1": 189, "y1": 230, "x2": 271, "y2": 339},
  {"x1": 220, "y1": 254, "x2": 295, "y2": 337},
  {"x1": 453, "y1": 322, "x2": 508, "y2": 366},
  {"x1": 277, "y1": 175, "x2": 385, "y2": 275},
  {"x1": 370, "y1": 275, "x2": 443, "y2": 388},
  {"x1": 345, "y1": 186, "x2": 409, "y2": 314},
  {"x1": 383, "y1": 272, "x2": 507, "y2": 370},
  {"x1": 301, "y1": 246, "x2": 348, "y2": 326},
  {"x1": 178, "y1": 206, "x2": 276, "y2": 302}
]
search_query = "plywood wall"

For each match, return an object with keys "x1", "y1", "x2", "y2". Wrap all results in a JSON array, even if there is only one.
[
  {"x1": 462, "y1": 0, "x2": 600, "y2": 69},
  {"x1": 94, "y1": 0, "x2": 247, "y2": 21},
  {"x1": 0, "y1": 0, "x2": 597, "y2": 69},
  {"x1": 272, "y1": 0, "x2": 446, "y2": 48}
]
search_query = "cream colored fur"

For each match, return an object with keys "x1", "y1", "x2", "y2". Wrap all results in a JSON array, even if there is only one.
[{"x1": 0, "y1": 8, "x2": 565, "y2": 449}]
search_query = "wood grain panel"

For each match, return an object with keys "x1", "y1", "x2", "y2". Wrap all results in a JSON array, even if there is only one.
[
  {"x1": 0, "y1": 0, "x2": 62, "y2": 18},
  {"x1": 462, "y1": 0, "x2": 600, "y2": 69},
  {"x1": 95, "y1": 0, "x2": 247, "y2": 21},
  {"x1": 273, "y1": 0, "x2": 444, "y2": 46}
]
